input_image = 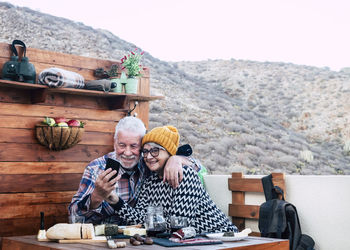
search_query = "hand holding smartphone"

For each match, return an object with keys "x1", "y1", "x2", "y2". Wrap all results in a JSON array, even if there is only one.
[{"x1": 105, "y1": 158, "x2": 121, "y2": 181}]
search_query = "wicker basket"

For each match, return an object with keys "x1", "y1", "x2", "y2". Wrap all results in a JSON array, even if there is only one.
[{"x1": 35, "y1": 124, "x2": 84, "y2": 150}]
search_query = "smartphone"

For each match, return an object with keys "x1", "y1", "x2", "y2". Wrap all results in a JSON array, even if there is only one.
[{"x1": 105, "y1": 158, "x2": 121, "y2": 181}]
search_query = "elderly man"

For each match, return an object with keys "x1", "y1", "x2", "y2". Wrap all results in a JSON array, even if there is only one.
[{"x1": 69, "y1": 116, "x2": 202, "y2": 224}]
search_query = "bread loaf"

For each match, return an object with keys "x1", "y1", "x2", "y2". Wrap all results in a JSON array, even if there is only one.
[
  {"x1": 84, "y1": 223, "x2": 95, "y2": 239},
  {"x1": 82, "y1": 224, "x2": 88, "y2": 239},
  {"x1": 46, "y1": 223, "x2": 95, "y2": 240},
  {"x1": 46, "y1": 223, "x2": 81, "y2": 240}
]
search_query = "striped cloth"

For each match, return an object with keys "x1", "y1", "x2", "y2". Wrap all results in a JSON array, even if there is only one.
[{"x1": 38, "y1": 67, "x2": 84, "y2": 88}]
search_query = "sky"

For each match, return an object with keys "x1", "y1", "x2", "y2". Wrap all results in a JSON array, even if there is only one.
[{"x1": 5, "y1": 0, "x2": 350, "y2": 71}]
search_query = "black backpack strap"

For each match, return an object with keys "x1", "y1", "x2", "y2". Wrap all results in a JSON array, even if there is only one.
[
  {"x1": 274, "y1": 186, "x2": 285, "y2": 201},
  {"x1": 262, "y1": 174, "x2": 285, "y2": 201},
  {"x1": 262, "y1": 174, "x2": 278, "y2": 201},
  {"x1": 276, "y1": 201, "x2": 285, "y2": 238}
]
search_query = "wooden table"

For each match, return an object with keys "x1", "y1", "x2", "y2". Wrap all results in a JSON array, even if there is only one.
[{"x1": 2, "y1": 235, "x2": 289, "y2": 250}]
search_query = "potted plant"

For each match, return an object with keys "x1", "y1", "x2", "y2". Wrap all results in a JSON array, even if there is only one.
[
  {"x1": 108, "y1": 64, "x2": 122, "y2": 93},
  {"x1": 121, "y1": 49, "x2": 144, "y2": 94}
]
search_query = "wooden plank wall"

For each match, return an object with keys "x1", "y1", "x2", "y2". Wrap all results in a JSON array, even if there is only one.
[{"x1": 0, "y1": 43, "x2": 151, "y2": 240}]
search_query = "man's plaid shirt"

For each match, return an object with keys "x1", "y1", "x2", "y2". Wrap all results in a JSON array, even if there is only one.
[{"x1": 68, "y1": 151, "x2": 150, "y2": 224}]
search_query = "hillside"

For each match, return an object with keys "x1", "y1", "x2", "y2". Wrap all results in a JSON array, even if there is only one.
[{"x1": 1, "y1": 2, "x2": 350, "y2": 175}]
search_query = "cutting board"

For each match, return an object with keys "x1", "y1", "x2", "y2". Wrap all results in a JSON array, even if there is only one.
[{"x1": 58, "y1": 236, "x2": 107, "y2": 243}]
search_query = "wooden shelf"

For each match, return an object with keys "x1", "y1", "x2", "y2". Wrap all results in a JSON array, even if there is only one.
[{"x1": 0, "y1": 79, "x2": 164, "y2": 109}]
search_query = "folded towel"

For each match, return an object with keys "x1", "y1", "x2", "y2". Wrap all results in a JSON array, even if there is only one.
[
  {"x1": 38, "y1": 67, "x2": 84, "y2": 88},
  {"x1": 85, "y1": 79, "x2": 114, "y2": 92}
]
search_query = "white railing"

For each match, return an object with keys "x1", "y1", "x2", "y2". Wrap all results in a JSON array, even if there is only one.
[{"x1": 204, "y1": 174, "x2": 350, "y2": 250}]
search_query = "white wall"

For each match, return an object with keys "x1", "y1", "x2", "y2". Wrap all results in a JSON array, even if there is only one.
[{"x1": 204, "y1": 175, "x2": 350, "y2": 250}]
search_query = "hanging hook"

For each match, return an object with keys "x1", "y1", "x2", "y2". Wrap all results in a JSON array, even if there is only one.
[{"x1": 128, "y1": 101, "x2": 138, "y2": 116}]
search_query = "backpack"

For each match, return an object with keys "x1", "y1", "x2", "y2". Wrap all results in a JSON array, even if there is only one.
[{"x1": 258, "y1": 174, "x2": 315, "y2": 250}]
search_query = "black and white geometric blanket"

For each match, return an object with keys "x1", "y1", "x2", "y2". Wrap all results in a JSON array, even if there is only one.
[{"x1": 112, "y1": 166, "x2": 238, "y2": 234}]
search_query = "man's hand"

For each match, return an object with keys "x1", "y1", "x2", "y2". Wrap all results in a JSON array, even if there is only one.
[
  {"x1": 106, "y1": 190, "x2": 119, "y2": 204},
  {"x1": 163, "y1": 155, "x2": 191, "y2": 188},
  {"x1": 90, "y1": 168, "x2": 120, "y2": 209}
]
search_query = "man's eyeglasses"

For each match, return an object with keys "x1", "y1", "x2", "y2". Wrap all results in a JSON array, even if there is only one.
[{"x1": 142, "y1": 147, "x2": 163, "y2": 158}]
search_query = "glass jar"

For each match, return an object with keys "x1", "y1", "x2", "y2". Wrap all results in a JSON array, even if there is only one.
[
  {"x1": 170, "y1": 216, "x2": 188, "y2": 232},
  {"x1": 144, "y1": 206, "x2": 166, "y2": 236}
]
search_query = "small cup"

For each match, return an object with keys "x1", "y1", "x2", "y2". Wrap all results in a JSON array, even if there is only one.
[
  {"x1": 68, "y1": 215, "x2": 85, "y2": 224},
  {"x1": 170, "y1": 216, "x2": 188, "y2": 232}
]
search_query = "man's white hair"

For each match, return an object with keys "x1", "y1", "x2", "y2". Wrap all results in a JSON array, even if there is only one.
[{"x1": 114, "y1": 116, "x2": 146, "y2": 140}]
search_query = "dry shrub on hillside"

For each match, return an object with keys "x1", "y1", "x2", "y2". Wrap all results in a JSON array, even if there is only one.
[
  {"x1": 237, "y1": 133, "x2": 257, "y2": 145},
  {"x1": 148, "y1": 121, "x2": 163, "y2": 129},
  {"x1": 260, "y1": 156, "x2": 280, "y2": 168},
  {"x1": 241, "y1": 158, "x2": 255, "y2": 169},
  {"x1": 236, "y1": 152, "x2": 255, "y2": 168},
  {"x1": 215, "y1": 157, "x2": 230, "y2": 167},
  {"x1": 185, "y1": 135, "x2": 201, "y2": 145},
  {"x1": 270, "y1": 130, "x2": 283, "y2": 139},
  {"x1": 219, "y1": 137, "x2": 236, "y2": 151},
  {"x1": 223, "y1": 163, "x2": 248, "y2": 174},
  {"x1": 150, "y1": 104, "x2": 163, "y2": 113},
  {"x1": 226, "y1": 124, "x2": 251, "y2": 134},
  {"x1": 181, "y1": 123, "x2": 196, "y2": 132},
  {"x1": 245, "y1": 145, "x2": 265, "y2": 156},
  {"x1": 269, "y1": 143, "x2": 295, "y2": 155},
  {"x1": 188, "y1": 117, "x2": 201, "y2": 125},
  {"x1": 255, "y1": 140, "x2": 269, "y2": 150},
  {"x1": 149, "y1": 114, "x2": 164, "y2": 124},
  {"x1": 254, "y1": 126, "x2": 270, "y2": 134},
  {"x1": 278, "y1": 155, "x2": 298, "y2": 165},
  {"x1": 194, "y1": 144, "x2": 210, "y2": 156}
]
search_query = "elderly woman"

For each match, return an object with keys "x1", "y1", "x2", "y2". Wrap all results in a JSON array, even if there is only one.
[{"x1": 109, "y1": 126, "x2": 237, "y2": 234}]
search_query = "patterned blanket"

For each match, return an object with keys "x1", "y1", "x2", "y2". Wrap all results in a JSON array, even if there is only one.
[{"x1": 38, "y1": 67, "x2": 85, "y2": 88}]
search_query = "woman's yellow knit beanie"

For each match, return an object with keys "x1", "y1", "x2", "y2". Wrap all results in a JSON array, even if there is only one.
[{"x1": 142, "y1": 126, "x2": 180, "y2": 155}]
